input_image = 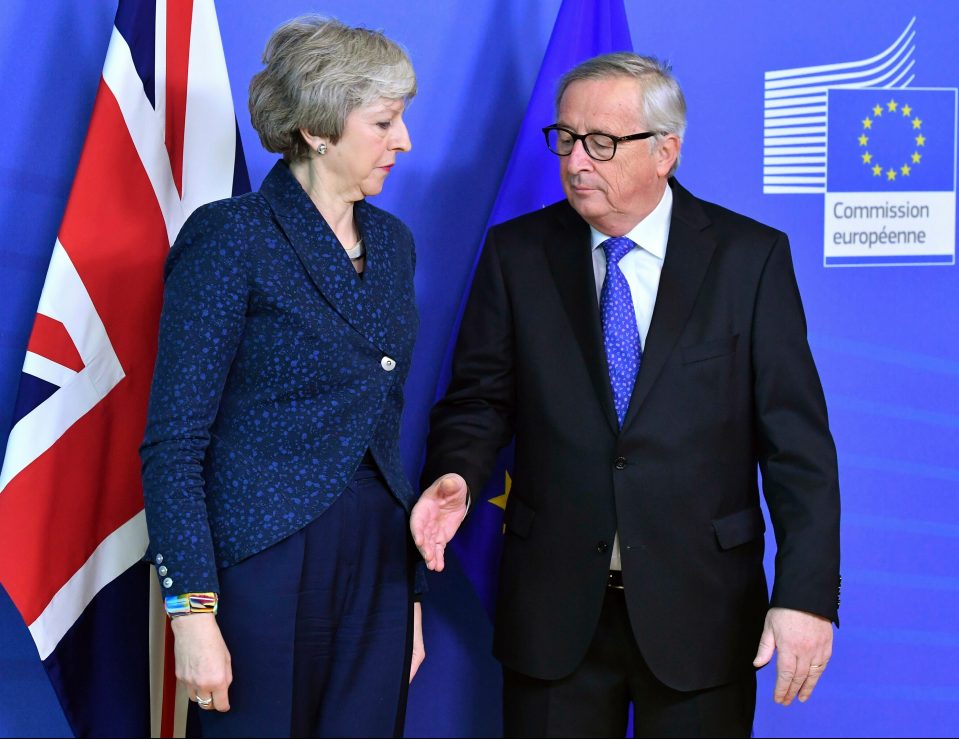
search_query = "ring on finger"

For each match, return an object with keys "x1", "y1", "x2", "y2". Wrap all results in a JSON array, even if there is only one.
[{"x1": 196, "y1": 694, "x2": 214, "y2": 708}]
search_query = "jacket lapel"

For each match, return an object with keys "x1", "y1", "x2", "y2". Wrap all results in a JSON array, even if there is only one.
[
  {"x1": 543, "y1": 201, "x2": 619, "y2": 434},
  {"x1": 621, "y1": 180, "x2": 716, "y2": 429},
  {"x1": 259, "y1": 161, "x2": 397, "y2": 351}
]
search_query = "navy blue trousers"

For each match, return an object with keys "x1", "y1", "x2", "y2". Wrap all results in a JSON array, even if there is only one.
[{"x1": 188, "y1": 464, "x2": 414, "y2": 738}]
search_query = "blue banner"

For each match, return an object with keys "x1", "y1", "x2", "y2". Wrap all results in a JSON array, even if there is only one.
[{"x1": 445, "y1": 0, "x2": 633, "y2": 618}]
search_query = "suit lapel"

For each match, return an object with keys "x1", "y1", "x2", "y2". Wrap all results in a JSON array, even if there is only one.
[
  {"x1": 622, "y1": 180, "x2": 716, "y2": 429},
  {"x1": 543, "y1": 202, "x2": 619, "y2": 434},
  {"x1": 259, "y1": 161, "x2": 397, "y2": 351}
]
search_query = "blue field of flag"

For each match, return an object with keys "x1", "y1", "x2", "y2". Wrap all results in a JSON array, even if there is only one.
[{"x1": 826, "y1": 88, "x2": 956, "y2": 193}]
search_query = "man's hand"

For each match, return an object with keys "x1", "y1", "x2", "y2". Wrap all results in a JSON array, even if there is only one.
[
  {"x1": 410, "y1": 602, "x2": 425, "y2": 683},
  {"x1": 171, "y1": 613, "x2": 233, "y2": 712},
  {"x1": 410, "y1": 473, "x2": 469, "y2": 572},
  {"x1": 753, "y1": 607, "x2": 833, "y2": 706}
]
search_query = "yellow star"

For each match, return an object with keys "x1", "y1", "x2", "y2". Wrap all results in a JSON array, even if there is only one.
[
  {"x1": 901, "y1": 104, "x2": 912, "y2": 117},
  {"x1": 858, "y1": 134, "x2": 868, "y2": 146},
  {"x1": 912, "y1": 151, "x2": 922, "y2": 163},
  {"x1": 872, "y1": 164, "x2": 883, "y2": 176},
  {"x1": 488, "y1": 470, "x2": 512, "y2": 511},
  {"x1": 873, "y1": 104, "x2": 883, "y2": 117},
  {"x1": 887, "y1": 99, "x2": 898, "y2": 112},
  {"x1": 901, "y1": 164, "x2": 911, "y2": 176},
  {"x1": 912, "y1": 117, "x2": 923, "y2": 129},
  {"x1": 862, "y1": 152, "x2": 872, "y2": 164},
  {"x1": 887, "y1": 168, "x2": 897, "y2": 181},
  {"x1": 916, "y1": 134, "x2": 926, "y2": 146},
  {"x1": 862, "y1": 117, "x2": 873, "y2": 129}
]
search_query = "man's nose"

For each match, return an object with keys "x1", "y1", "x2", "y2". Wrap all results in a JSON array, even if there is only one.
[{"x1": 566, "y1": 138, "x2": 593, "y2": 172}]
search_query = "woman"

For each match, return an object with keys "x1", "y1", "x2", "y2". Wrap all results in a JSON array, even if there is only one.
[{"x1": 141, "y1": 16, "x2": 422, "y2": 738}]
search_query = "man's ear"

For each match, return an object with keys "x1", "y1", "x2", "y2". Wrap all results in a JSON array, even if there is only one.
[{"x1": 655, "y1": 133, "x2": 681, "y2": 178}]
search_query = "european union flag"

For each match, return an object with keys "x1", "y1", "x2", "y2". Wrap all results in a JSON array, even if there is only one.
[
  {"x1": 826, "y1": 88, "x2": 957, "y2": 193},
  {"x1": 441, "y1": 0, "x2": 633, "y2": 618}
]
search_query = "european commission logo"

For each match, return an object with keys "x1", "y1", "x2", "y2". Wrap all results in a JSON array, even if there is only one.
[{"x1": 763, "y1": 18, "x2": 958, "y2": 267}]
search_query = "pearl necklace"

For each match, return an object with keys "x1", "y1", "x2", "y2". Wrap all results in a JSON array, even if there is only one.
[{"x1": 345, "y1": 239, "x2": 365, "y2": 260}]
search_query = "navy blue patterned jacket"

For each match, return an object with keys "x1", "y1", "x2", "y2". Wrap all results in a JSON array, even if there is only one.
[{"x1": 141, "y1": 161, "x2": 419, "y2": 596}]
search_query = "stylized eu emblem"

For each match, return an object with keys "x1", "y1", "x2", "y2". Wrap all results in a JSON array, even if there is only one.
[
  {"x1": 824, "y1": 88, "x2": 957, "y2": 266},
  {"x1": 856, "y1": 98, "x2": 926, "y2": 184}
]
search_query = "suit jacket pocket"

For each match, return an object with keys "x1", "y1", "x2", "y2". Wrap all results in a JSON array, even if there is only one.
[
  {"x1": 681, "y1": 334, "x2": 739, "y2": 365},
  {"x1": 712, "y1": 507, "x2": 765, "y2": 550},
  {"x1": 504, "y1": 496, "x2": 536, "y2": 539}
]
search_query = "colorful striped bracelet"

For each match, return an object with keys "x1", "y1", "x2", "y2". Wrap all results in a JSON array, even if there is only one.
[{"x1": 165, "y1": 592, "x2": 218, "y2": 618}]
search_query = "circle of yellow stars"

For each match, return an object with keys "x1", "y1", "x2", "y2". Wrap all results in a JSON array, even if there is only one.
[{"x1": 858, "y1": 98, "x2": 925, "y2": 181}]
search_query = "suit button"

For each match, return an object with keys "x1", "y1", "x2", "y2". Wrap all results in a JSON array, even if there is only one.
[
  {"x1": 381, "y1": 356, "x2": 396, "y2": 372},
  {"x1": 596, "y1": 541, "x2": 609, "y2": 553},
  {"x1": 614, "y1": 457, "x2": 627, "y2": 470},
  {"x1": 162, "y1": 577, "x2": 173, "y2": 589},
  {"x1": 155, "y1": 554, "x2": 164, "y2": 565},
  {"x1": 158, "y1": 566, "x2": 168, "y2": 576}
]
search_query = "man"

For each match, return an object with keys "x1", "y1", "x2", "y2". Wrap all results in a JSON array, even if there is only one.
[{"x1": 411, "y1": 53, "x2": 840, "y2": 737}]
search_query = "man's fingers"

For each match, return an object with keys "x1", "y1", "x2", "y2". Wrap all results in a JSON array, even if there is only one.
[
  {"x1": 753, "y1": 629, "x2": 775, "y2": 668},
  {"x1": 773, "y1": 670, "x2": 793, "y2": 704},
  {"x1": 797, "y1": 672, "x2": 821, "y2": 703},
  {"x1": 783, "y1": 660, "x2": 809, "y2": 705},
  {"x1": 773, "y1": 651, "x2": 796, "y2": 704},
  {"x1": 798, "y1": 660, "x2": 828, "y2": 703},
  {"x1": 438, "y1": 476, "x2": 457, "y2": 495}
]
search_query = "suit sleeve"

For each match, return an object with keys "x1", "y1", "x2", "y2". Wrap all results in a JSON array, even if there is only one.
[
  {"x1": 140, "y1": 205, "x2": 250, "y2": 596},
  {"x1": 421, "y1": 227, "x2": 516, "y2": 496},
  {"x1": 752, "y1": 233, "x2": 841, "y2": 623}
]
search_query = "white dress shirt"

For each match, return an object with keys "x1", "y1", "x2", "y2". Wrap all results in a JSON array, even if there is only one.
[{"x1": 589, "y1": 184, "x2": 673, "y2": 570}]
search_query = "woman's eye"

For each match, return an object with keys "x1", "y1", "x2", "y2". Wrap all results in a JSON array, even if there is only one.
[{"x1": 377, "y1": 121, "x2": 391, "y2": 130}]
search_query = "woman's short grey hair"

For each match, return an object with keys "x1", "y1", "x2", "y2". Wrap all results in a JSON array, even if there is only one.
[
  {"x1": 249, "y1": 15, "x2": 417, "y2": 161},
  {"x1": 556, "y1": 52, "x2": 686, "y2": 176}
]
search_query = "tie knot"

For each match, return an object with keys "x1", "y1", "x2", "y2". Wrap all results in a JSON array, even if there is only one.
[{"x1": 601, "y1": 237, "x2": 635, "y2": 267}]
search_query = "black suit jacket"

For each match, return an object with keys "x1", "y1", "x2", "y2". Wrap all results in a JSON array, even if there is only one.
[{"x1": 423, "y1": 179, "x2": 840, "y2": 691}]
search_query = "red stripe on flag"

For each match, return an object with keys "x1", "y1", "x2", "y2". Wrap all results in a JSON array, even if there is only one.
[
  {"x1": 0, "y1": 79, "x2": 168, "y2": 623},
  {"x1": 160, "y1": 620, "x2": 177, "y2": 738},
  {"x1": 26, "y1": 314, "x2": 85, "y2": 372},
  {"x1": 165, "y1": 0, "x2": 195, "y2": 197}
]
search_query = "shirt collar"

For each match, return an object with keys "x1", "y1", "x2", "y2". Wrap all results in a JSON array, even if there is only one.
[{"x1": 590, "y1": 183, "x2": 673, "y2": 260}]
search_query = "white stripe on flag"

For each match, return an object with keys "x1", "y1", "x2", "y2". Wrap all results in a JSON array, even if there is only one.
[
  {"x1": 22, "y1": 351, "x2": 79, "y2": 388},
  {"x1": 180, "y1": 0, "x2": 238, "y2": 220},
  {"x1": 0, "y1": 242, "x2": 124, "y2": 494},
  {"x1": 153, "y1": 0, "x2": 168, "y2": 141},
  {"x1": 102, "y1": 26, "x2": 185, "y2": 244},
  {"x1": 28, "y1": 511, "x2": 148, "y2": 659}
]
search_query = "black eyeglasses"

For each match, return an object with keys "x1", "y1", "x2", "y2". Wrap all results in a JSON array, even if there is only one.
[{"x1": 542, "y1": 125, "x2": 661, "y2": 161}]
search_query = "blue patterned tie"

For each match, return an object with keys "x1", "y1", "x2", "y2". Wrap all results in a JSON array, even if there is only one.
[{"x1": 600, "y1": 237, "x2": 642, "y2": 427}]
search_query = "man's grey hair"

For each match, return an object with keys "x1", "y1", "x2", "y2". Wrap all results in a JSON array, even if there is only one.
[
  {"x1": 556, "y1": 52, "x2": 686, "y2": 176},
  {"x1": 249, "y1": 15, "x2": 416, "y2": 161}
]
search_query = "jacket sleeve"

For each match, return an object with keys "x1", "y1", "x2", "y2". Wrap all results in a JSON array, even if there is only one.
[
  {"x1": 140, "y1": 204, "x2": 250, "y2": 596},
  {"x1": 421, "y1": 227, "x2": 516, "y2": 497},
  {"x1": 751, "y1": 233, "x2": 841, "y2": 623}
]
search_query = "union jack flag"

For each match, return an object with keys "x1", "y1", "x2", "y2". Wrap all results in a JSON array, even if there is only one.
[{"x1": 0, "y1": 1, "x2": 248, "y2": 735}]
